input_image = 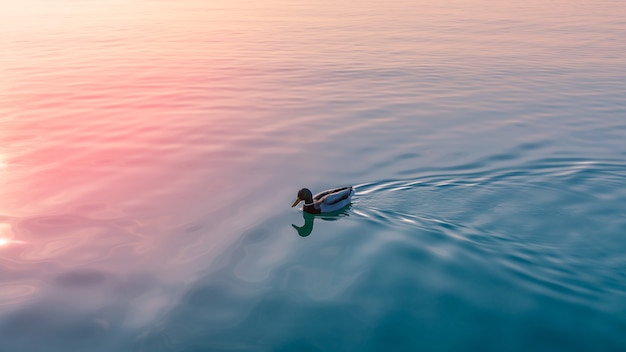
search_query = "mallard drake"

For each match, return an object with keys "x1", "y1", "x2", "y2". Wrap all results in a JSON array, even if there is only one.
[{"x1": 291, "y1": 186, "x2": 354, "y2": 214}]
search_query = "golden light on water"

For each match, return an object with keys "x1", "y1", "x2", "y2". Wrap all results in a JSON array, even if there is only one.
[{"x1": 0, "y1": 223, "x2": 24, "y2": 247}]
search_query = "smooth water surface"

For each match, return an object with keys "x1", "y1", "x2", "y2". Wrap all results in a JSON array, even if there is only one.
[{"x1": 2, "y1": 0, "x2": 626, "y2": 350}]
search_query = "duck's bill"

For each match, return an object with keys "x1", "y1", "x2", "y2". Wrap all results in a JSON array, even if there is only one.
[{"x1": 291, "y1": 197, "x2": 302, "y2": 207}]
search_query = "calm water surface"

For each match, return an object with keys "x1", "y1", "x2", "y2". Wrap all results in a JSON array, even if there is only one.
[{"x1": 2, "y1": 0, "x2": 626, "y2": 351}]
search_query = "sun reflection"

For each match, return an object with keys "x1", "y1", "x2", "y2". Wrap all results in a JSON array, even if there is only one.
[{"x1": 0, "y1": 223, "x2": 25, "y2": 247}]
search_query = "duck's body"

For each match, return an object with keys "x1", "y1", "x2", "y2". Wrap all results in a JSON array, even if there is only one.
[{"x1": 292, "y1": 186, "x2": 354, "y2": 214}]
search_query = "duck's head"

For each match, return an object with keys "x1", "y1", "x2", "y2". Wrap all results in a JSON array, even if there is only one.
[{"x1": 292, "y1": 188, "x2": 313, "y2": 207}]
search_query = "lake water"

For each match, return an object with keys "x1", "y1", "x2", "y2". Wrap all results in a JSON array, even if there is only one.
[{"x1": 2, "y1": 0, "x2": 626, "y2": 350}]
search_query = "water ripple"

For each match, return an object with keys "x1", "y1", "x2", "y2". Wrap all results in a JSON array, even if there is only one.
[
  {"x1": 0, "y1": 284, "x2": 37, "y2": 308},
  {"x1": 349, "y1": 154, "x2": 626, "y2": 314}
]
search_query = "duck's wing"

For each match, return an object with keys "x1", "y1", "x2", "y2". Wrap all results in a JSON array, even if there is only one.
[
  {"x1": 317, "y1": 186, "x2": 353, "y2": 205},
  {"x1": 313, "y1": 186, "x2": 350, "y2": 201}
]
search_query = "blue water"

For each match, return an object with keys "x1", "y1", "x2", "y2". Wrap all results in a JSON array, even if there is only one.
[{"x1": 2, "y1": 0, "x2": 626, "y2": 351}]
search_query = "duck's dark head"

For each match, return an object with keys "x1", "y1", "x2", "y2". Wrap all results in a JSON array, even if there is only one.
[{"x1": 292, "y1": 188, "x2": 313, "y2": 207}]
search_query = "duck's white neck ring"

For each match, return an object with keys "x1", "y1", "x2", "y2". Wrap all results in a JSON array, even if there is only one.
[{"x1": 304, "y1": 202, "x2": 314, "y2": 206}]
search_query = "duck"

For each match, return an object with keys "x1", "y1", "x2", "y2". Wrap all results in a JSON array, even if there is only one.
[{"x1": 291, "y1": 186, "x2": 354, "y2": 214}]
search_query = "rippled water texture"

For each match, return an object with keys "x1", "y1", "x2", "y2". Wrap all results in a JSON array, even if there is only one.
[{"x1": 2, "y1": 0, "x2": 626, "y2": 351}]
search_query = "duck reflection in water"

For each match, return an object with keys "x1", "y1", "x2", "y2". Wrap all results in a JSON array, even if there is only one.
[{"x1": 292, "y1": 206, "x2": 352, "y2": 237}]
